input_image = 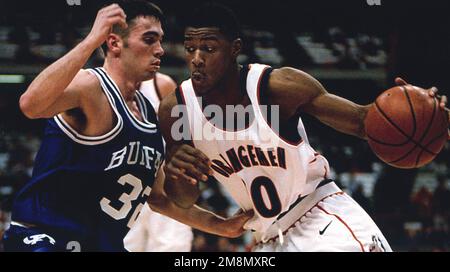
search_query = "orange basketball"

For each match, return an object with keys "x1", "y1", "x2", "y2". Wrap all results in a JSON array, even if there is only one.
[{"x1": 365, "y1": 85, "x2": 448, "y2": 168}]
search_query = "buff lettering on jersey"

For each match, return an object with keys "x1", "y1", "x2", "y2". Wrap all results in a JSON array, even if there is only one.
[
  {"x1": 105, "y1": 141, "x2": 162, "y2": 171},
  {"x1": 212, "y1": 145, "x2": 286, "y2": 177}
]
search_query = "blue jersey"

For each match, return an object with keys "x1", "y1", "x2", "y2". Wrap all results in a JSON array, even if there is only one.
[{"x1": 10, "y1": 68, "x2": 164, "y2": 251}]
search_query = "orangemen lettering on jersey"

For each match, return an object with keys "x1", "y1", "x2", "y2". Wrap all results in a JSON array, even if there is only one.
[
  {"x1": 105, "y1": 141, "x2": 162, "y2": 171},
  {"x1": 212, "y1": 145, "x2": 286, "y2": 177}
]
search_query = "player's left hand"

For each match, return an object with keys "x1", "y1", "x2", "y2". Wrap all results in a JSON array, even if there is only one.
[{"x1": 395, "y1": 77, "x2": 450, "y2": 140}]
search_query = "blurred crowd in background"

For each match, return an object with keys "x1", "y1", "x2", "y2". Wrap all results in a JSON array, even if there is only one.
[{"x1": 0, "y1": 0, "x2": 449, "y2": 252}]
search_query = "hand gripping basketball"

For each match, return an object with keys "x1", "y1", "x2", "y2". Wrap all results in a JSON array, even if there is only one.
[
  {"x1": 395, "y1": 77, "x2": 450, "y2": 140},
  {"x1": 365, "y1": 78, "x2": 449, "y2": 168}
]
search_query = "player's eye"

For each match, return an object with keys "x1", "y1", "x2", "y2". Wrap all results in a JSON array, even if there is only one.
[
  {"x1": 184, "y1": 46, "x2": 195, "y2": 53},
  {"x1": 144, "y1": 38, "x2": 155, "y2": 44}
]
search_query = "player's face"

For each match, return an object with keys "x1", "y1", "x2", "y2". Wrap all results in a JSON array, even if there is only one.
[
  {"x1": 121, "y1": 16, "x2": 164, "y2": 81},
  {"x1": 184, "y1": 27, "x2": 235, "y2": 95}
]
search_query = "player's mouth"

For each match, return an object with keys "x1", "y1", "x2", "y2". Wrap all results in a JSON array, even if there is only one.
[
  {"x1": 192, "y1": 71, "x2": 205, "y2": 82},
  {"x1": 150, "y1": 60, "x2": 161, "y2": 70}
]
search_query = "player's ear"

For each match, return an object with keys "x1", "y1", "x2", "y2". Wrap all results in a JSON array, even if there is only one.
[
  {"x1": 106, "y1": 33, "x2": 122, "y2": 55},
  {"x1": 231, "y1": 38, "x2": 242, "y2": 58}
]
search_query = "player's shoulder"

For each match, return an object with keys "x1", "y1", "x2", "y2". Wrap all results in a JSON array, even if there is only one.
[
  {"x1": 158, "y1": 87, "x2": 178, "y2": 120},
  {"x1": 155, "y1": 72, "x2": 177, "y2": 98},
  {"x1": 157, "y1": 86, "x2": 187, "y2": 142},
  {"x1": 268, "y1": 66, "x2": 324, "y2": 95},
  {"x1": 156, "y1": 72, "x2": 176, "y2": 85},
  {"x1": 71, "y1": 69, "x2": 104, "y2": 100},
  {"x1": 68, "y1": 69, "x2": 102, "y2": 94},
  {"x1": 75, "y1": 69, "x2": 99, "y2": 86},
  {"x1": 270, "y1": 67, "x2": 313, "y2": 85}
]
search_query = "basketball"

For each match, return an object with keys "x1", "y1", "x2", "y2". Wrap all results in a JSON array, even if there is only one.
[{"x1": 365, "y1": 85, "x2": 448, "y2": 168}]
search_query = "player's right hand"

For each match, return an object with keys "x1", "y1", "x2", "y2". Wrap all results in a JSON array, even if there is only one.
[
  {"x1": 218, "y1": 209, "x2": 254, "y2": 238},
  {"x1": 395, "y1": 77, "x2": 449, "y2": 140},
  {"x1": 164, "y1": 144, "x2": 214, "y2": 185},
  {"x1": 86, "y1": 3, "x2": 128, "y2": 48}
]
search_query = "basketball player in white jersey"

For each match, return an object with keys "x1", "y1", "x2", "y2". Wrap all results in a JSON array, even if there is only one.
[
  {"x1": 124, "y1": 73, "x2": 194, "y2": 252},
  {"x1": 159, "y1": 3, "x2": 449, "y2": 252}
]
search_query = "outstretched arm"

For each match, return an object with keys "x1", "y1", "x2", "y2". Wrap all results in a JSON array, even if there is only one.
[
  {"x1": 148, "y1": 166, "x2": 252, "y2": 238},
  {"x1": 268, "y1": 67, "x2": 370, "y2": 139},
  {"x1": 268, "y1": 68, "x2": 449, "y2": 140}
]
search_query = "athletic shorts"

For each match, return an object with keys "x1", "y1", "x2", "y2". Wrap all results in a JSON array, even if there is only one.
[
  {"x1": 3, "y1": 222, "x2": 84, "y2": 252},
  {"x1": 253, "y1": 182, "x2": 392, "y2": 252}
]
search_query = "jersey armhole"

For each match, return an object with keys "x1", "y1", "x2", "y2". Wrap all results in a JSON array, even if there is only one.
[
  {"x1": 174, "y1": 86, "x2": 185, "y2": 105},
  {"x1": 53, "y1": 68, "x2": 124, "y2": 145},
  {"x1": 258, "y1": 67, "x2": 274, "y2": 105},
  {"x1": 257, "y1": 67, "x2": 304, "y2": 147},
  {"x1": 153, "y1": 74, "x2": 163, "y2": 101},
  {"x1": 175, "y1": 86, "x2": 195, "y2": 147}
]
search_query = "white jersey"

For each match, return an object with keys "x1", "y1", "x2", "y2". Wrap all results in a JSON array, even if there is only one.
[
  {"x1": 124, "y1": 75, "x2": 193, "y2": 252},
  {"x1": 179, "y1": 63, "x2": 330, "y2": 242},
  {"x1": 139, "y1": 78, "x2": 161, "y2": 110}
]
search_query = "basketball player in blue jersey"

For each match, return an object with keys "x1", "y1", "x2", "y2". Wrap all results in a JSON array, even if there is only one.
[
  {"x1": 2, "y1": 1, "x2": 252, "y2": 252},
  {"x1": 159, "y1": 3, "x2": 449, "y2": 252}
]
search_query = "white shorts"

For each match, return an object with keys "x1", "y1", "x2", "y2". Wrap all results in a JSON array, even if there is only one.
[
  {"x1": 253, "y1": 182, "x2": 392, "y2": 252},
  {"x1": 124, "y1": 203, "x2": 193, "y2": 252}
]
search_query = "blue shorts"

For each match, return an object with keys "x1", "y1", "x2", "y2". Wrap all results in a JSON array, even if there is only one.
[{"x1": 3, "y1": 223, "x2": 84, "y2": 252}]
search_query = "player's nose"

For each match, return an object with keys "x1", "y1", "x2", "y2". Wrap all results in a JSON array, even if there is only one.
[
  {"x1": 154, "y1": 41, "x2": 164, "y2": 58},
  {"x1": 191, "y1": 50, "x2": 204, "y2": 67}
]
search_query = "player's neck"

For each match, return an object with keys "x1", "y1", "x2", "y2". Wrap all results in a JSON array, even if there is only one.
[
  {"x1": 204, "y1": 64, "x2": 245, "y2": 109},
  {"x1": 103, "y1": 60, "x2": 140, "y2": 102}
]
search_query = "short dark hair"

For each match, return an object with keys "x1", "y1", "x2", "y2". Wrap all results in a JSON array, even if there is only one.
[
  {"x1": 101, "y1": 0, "x2": 164, "y2": 54},
  {"x1": 184, "y1": 2, "x2": 240, "y2": 41}
]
